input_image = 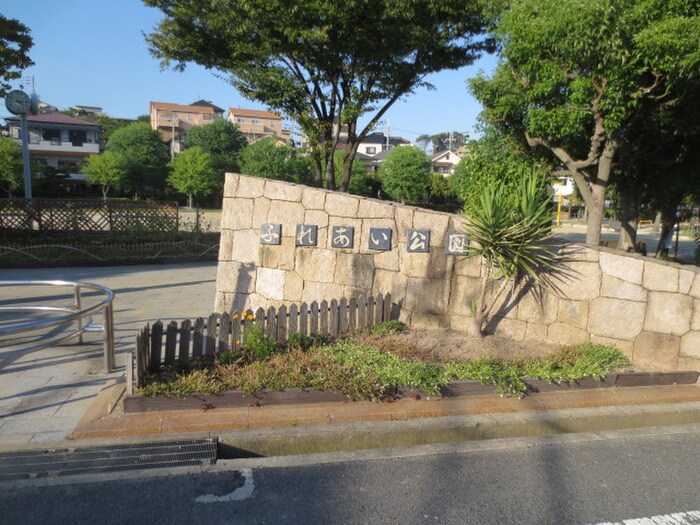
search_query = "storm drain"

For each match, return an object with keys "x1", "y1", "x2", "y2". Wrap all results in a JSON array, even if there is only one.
[{"x1": 0, "y1": 438, "x2": 217, "y2": 481}]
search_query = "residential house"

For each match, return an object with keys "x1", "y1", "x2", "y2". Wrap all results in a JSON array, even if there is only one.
[
  {"x1": 430, "y1": 149, "x2": 462, "y2": 176},
  {"x1": 150, "y1": 100, "x2": 225, "y2": 155},
  {"x1": 6, "y1": 113, "x2": 100, "y2": 173},
  {"x1": 356, "y1": 132, "x2": 411, "y2": 157},
  {"x1": 228, "y1": 108, "x2": 291, "y2": 144}
]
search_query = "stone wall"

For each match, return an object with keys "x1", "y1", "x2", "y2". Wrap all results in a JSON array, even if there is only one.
[{"x1": 215, "y1": 173, "x2": 700, "y2": 371}]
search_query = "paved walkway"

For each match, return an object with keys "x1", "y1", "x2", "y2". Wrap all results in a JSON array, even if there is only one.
[{"x1": 0, "y1": 262, "x2": 217, "y2": 444}]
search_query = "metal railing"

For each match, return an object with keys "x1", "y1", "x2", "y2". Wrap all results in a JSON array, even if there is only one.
[{"x1": 0, "y1": 280, "x2": 115, "y2": 372}]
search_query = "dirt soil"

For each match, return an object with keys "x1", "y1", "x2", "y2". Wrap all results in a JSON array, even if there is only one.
[{"x1": 386, "y1": 328, "x2": 565, "y2": 362}]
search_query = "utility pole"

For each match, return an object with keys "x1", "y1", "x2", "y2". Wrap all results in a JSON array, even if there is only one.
[
  {"x1": 448, "y1": 131, "x2": 454, "y2": 152},
  {"x1": 385, "y1": 120, "x2": 390, "y2": 151}
]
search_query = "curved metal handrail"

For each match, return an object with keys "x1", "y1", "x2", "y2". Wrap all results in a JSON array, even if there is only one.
[{"x1": 0, "y1": 280, "x2": 115, "y2": 372}]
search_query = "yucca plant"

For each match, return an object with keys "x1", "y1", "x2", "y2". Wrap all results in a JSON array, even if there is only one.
[{"x1": 464, "y1": 170, "x2": 555, "y2": 336}]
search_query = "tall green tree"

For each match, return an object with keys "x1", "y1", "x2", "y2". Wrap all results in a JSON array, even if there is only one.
[
  {"x1": 144, "y1": 0, "x2": 492, "y2": 192},
  {"x1": 452, "y1": 125, "x2": 551, "y2": 213},
  {"x1": 183, "y1": 119, "x2": 247, "y2": 174},
  {"x1": 168, "y1": 146, "x2": 219, "y2": 208},
  {"x1": 378, "y1": 146, "x2": 430, "y2": 205},
  {"x1": 469, "y1": 0, "x2": 700, "y2": 245},
  {"x1": 416, "y1": 131, "x2": 468, "y2": 154},
  {"x1": 83, "y1": 151, "x2": 127, "y2": 201},
  {"x1": 106, "y1": 122, "x2": 170, "y2": 198},
  {"x1": 239, "y1": 137, "x2": 313, "y2": 184},
  {"x1": 0, "y1": 15, "x2": 33, "y2": 97},
  {"x1": 0, "y1": 136, "x2": 23, "y2": 197}
]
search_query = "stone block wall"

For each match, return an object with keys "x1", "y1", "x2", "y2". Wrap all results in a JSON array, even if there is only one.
[{"x1": 215, "y1": 173, "x2": 700, "y2": 371}]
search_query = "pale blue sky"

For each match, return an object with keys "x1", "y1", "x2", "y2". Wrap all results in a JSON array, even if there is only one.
[{"x1": 2, "y1": 0, "x2": 497, "y2": 141}]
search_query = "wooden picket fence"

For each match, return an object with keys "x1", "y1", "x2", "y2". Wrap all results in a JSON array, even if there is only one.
[{"x1": 133, "y1": 293, "x2": 394, "y2": 387}]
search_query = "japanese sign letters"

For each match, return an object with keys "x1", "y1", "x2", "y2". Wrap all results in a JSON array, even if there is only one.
[{"x1": 260, "y1": 222, "x2": 468, "y2": 255}]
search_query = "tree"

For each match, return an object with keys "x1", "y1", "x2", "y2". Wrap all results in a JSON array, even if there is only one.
[
  {"x1": 239, "y1": 137, "x2": 313, "y2": 184},
  {"x1": 464, "y1": 171, "x2": 554, "y2": 336},
  {"x1": 106, "y1": 122, "x2": 170, "y2": 198},
  {"x1": 416, "y1": 131, "x2": 468, "y2": 154},
  {"x1": 452, "y1": 125, "x2": 551, "y2": 213},
  {"x1": 0, "y1": 15, "x2": 33, "y2": 97},
  {"x1": 168, "y1": 146, "x2": 219, "y2": 208},
  {"x1": 144, "y1": 0, "x2": 491, "y2": 192},
  {"x1": 183, "y1": 119, "x2": 247, "y2": 174},
  {"x1": 333, "y1": 151, "x2": 371, "y2": 196},
  {"x1": 469, "y1": 0, "x2": 700, "y2": 245},
  {"x1": 0, "y1": 137, "x2": 23, "y2": 197},
  {"x1": 83, "y1": 151, "x2": 127, "y2": 201},
  {"x1": 378, "y1": 146, "x2": 429, "y2": 205}
]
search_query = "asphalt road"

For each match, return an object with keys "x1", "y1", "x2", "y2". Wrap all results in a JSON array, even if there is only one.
[{"x1": 4, "y1": 425, "x2": 700, "y2": 525}]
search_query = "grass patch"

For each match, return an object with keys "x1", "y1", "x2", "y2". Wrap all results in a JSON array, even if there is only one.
[{"x1": 139, "y1": 327, "x2": 629, "y2": 399}]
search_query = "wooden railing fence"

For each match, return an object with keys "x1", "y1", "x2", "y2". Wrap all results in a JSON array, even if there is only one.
[
  {"x1": 133, "y1": 293, "x2": 394, "y2": 387},
  {"x1": 0, "y1": 198, "x2": 178, "y2": 233}
]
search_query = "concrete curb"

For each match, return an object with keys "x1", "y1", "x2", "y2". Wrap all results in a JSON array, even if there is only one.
[{"x1": 58, "y1": 383, "x2": 700, "y2": 458}]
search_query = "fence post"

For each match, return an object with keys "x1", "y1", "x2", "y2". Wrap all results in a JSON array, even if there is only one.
[
  {"x1": 329, "y1": 299, "x2": 339, "y2": 338},
  {"x1": 179, "y1": 319, "x2": 191, "y2": 361},
  {"x1": 309, "y1": 301, "x2": 319, "y2": 336},
  {"x1": 319, "y1": 300, "x2": 329, "y2": 335},
  {"x1": 149, "y1": 320, "x2": 163, "y2": 373},
  {"x1": 126, "y1": 352, "x2": 134, "y2": 395},
  {"x1": 277, "y1": 304, "x2": 288, "y2": 342}
]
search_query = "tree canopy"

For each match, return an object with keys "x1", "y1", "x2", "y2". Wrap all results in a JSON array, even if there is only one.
[
  {"x1": 416, "y1": 131, "x2": 468, "y2": 155},
  {"x1": 469, "y1": 0, "x2": 700, "y2": 245},
  {"x1": 106, "y1": 122, "x2": 170, "y2": 198},
  {"x1": 452, "y1": 125, "x2": 551, "y2": 214},
  {"x1": 183, "y1": 119, "x2": 248, "y2": 174},
  {"x1": 378, "y1": 146, "x2": 430, "y2": 205},
  {"x1": 0, "y1": 137, "x2": 23, "y2": 197},
  {"x1": 239, "y1": 137, "x2": 313, "y2": 184},
  {"x1": 83, "y1": 151, "x2": 127, "y2": 201},
  {"x1": 0, "y1": 15, "x2": 33, "y2": 97},
  {"x1": 144, "y1": 0, "x2": 492, "y2": 191},
  {"x1": 168, "y1": 146, "x2": 219, "y2": 208}
]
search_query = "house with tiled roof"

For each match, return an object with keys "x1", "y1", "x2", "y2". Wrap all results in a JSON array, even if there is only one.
[
  {"x1": 356, "y1": 132, "x2": 411, "y2": 157},
  {"x1": 150, "y1": 101, "x2": 225, "y2": 156},
  {"x1": 227, "y1": 108, "x2": 291, "y2": 144},
  {"x1": 5, "y1": 113, "x2": 100, "y2": 173}
]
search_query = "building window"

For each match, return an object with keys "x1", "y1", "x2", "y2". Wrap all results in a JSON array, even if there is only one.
[
  {"x1": 252, "y1": 119, "x2": 260, "y2": 125},
  {"x1": 42, "y1": 128, "x2": 61, "y2": 144},
  {"x1": 366, "y1": 147, "x2": 376, "y2": 154},
  {"x1": 237, "y1": 118, "x2": 245, "y2": 123},
  {"x1": 188, "y1": 115, "x2": 193, "y2": 121}
]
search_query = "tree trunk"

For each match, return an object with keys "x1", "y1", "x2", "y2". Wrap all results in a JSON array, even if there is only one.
[
  {"x1": 584, "y1": 141, "x2": 617, "y2": 246},
  {"x1": 654, "y1": 202, "x2": 679, "y2": 257},
  {"x1": 187, "y1": 193, "x2": 193, "y2": 209},
  {"x1": 585, "y1": 183, "x2": 606, "y2": 246},
  {"x1": 616, "y1": 183, "x2": 637, "y2": 251}
]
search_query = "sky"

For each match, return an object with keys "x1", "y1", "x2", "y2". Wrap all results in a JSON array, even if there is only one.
[{"x1": 1, "y1": 0, "x2": 498, "y2": 142}]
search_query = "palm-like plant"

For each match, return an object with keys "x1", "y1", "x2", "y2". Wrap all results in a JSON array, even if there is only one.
[{"x1": 465, "y1": 170, "x2": 554, "y2": 336}]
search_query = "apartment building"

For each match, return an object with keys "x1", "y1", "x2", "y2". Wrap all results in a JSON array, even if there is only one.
[
  {"x1": 150, "y1": 100, "x2": 225, "y2": 155},
  {"x1": 228, "y1": 108, "x2": 291, "y2": 144}
]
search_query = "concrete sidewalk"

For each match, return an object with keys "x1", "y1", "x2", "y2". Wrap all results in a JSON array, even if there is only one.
[{"x1": 0, "y1": 262, "x2": 217, "y2": 444}]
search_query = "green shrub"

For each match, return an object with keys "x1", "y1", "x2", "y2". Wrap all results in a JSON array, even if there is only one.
[
  {"x1": 366, "y1": 320, "x2": 406, "y2": 337},
  {"x1": 243, "y1": 324, "x2": 278, "y2": 360}
]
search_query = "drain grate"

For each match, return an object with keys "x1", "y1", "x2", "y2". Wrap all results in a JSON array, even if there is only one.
[{"x1": 0, "y1": 438, "x2": 217, "y2": 481}]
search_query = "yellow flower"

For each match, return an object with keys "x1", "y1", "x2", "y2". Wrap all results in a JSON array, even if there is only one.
[
  {"x1": 235, "y1": 339, "x2": 241, "y2": 345},
  {"x1": 232, "y1": 313, "x2": 239, "y2": 319}
]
